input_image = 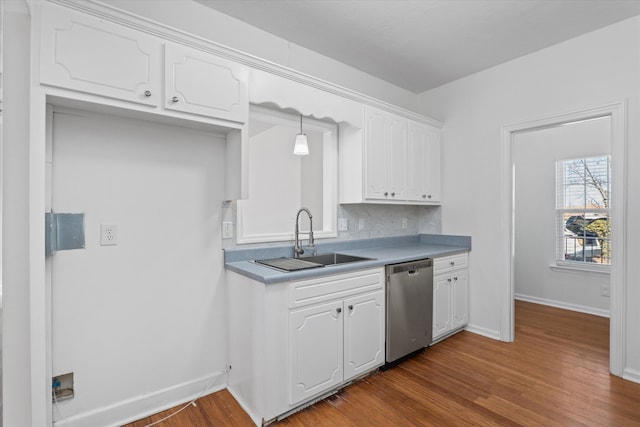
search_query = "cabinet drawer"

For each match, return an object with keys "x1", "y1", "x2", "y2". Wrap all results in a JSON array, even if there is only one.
[
  {"x1": 289, "y1": 268, "x2": 383, "y2": 309},
  {"x1": 434, "y1": 253, "x2": 468, "y2": 273}
]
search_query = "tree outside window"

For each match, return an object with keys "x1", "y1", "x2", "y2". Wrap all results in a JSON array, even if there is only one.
[{"x1": 557, "y1": 156, "x2": 611, "y2": 265}]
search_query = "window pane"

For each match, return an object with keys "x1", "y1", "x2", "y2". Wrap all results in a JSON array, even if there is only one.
[
  {"x1": 557, "y1": 155, "x2": 611, "y2": 266},
  {"x1": 563, "y1": 157, "x2": 610, "y2": 209}
]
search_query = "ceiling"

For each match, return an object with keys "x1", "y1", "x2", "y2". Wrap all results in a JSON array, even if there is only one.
[{"x1": 194, "y1": 0, "x2": 640, "y2": 93}]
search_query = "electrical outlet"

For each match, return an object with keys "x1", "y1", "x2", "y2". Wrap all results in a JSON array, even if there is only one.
[
  {"x1": 100, "y1": 223, "x2": 118, "y2": 246},
  {"x1": 601, "y1": 284, "x2": 610, "y2": 297},
  {"x1": 222, "y1": 221, "x2": 233, "y2": 239},
  {"x1": 338, "y1": 218, "x2": 349, "y2": 231},
  {"x1": 358, "y1": 218, "x2": 365, "y2": 231},
  {"x1": 402, "y1": 218, "x2": 408, "y2": 229}
]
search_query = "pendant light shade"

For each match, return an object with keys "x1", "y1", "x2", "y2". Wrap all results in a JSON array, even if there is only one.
[{"x1": 293, "y1": 114, "x2": 309, "y2": 156}]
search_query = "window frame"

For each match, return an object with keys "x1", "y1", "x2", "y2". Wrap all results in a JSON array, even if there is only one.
[{"x1": 555, "y1": 155, "x2": 611, "y2": 273}]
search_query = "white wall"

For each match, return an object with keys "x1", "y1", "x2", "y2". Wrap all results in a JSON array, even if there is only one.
[
  {"x1": 513, "y1": 117, "x2": 610, "y2": 315},
  {"x1": 49, "y1": 109, "x2": 228, "y2": 425},
  {"x1": 99, "y1": 0, "x2": 418, "y2": 111},
  {"x1": 417, "y1": 16, "x2": 640, "y2": 375},
  {"x1": 2, "y1": 2, "x2": 32, "y2": 426}
]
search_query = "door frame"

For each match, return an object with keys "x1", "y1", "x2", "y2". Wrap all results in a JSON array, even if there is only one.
[{"x1": 499, "y1": 101, "x2": 627, "y2": 376}]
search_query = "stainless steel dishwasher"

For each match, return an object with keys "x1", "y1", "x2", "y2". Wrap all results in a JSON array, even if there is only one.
[{"x1": 386, "y1": 259, "x2": 433, "y2": 363}]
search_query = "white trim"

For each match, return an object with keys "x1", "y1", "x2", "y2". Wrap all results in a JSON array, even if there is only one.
[
  {"x1": 53, "y1": 371, "x2": 227, "y2": 427},
  {"x1": 514, "y1": 293, "x2": 610, "y2": 318},
  {"x1": 463, "y1": 324, "x2": 501, "y2": 341},
  {"x1": 623, "y1": 368, "x2": 640, "y2": 384},
  {"x1": 500, "y1": 101, "x2": 626, "y2": 377},
  {"x1": 550, "y1": 262, "x2": 610, "y2": 276},
  {"x1": 227, "y1": 386, "x2": 262, "y2": 427}
]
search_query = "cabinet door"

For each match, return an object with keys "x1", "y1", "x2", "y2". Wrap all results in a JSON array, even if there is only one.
[
  {"x1": 290, "y1": 301, "x2": 344, "y2": 405},
  {"x1": 451, "y1": 270, "x2": 469, "y2": 330},
  {"x1": 408, "y1": 121, "x2": 441, "y2": 202},
  {"x1": 432, "y1": 274, "x2": 452, "y2": 341},
  {"x1": 343, "y1": 291, "x2": 384, "y2": 381},
  {"x1": 39, "y1": 5, "x2": 161, "y2": 106},
  {"x1": 164, "y1": 43, "x2": 248, "y2": 122},
  {"x1": 365, "y1": 107, "x2": 389, "y2": 199},
  {"x1": 407, "y1": 121, "x2": 428, "y2": 201},
  {"x1": 425, "y1": 126, "x2": 442, "y2": 202},
  {"x1": 387, "y1": 115, "x2": 408, "y2": 200}
]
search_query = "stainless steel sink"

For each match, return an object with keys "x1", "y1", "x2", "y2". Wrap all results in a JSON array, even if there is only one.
[
  {"x1": 254, "y1": 253, "x2": 375, "y2": 272},
  {"x1": 299, "y1": 253, "x2": 374, "y2": 266}
]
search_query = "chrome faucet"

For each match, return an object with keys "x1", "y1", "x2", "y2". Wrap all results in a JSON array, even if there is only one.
[{"x1": 294, "y1": 207, "x2": 316, "y2": 258}]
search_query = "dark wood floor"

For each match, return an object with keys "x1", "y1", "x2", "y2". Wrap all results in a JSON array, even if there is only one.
[{"x1": 126, "y1": 300, "x2": 640, "y2": 426}]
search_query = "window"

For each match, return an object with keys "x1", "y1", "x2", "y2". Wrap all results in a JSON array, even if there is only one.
[{"x1": 556, "y1": 156, "x2": 611, "y2": 266}]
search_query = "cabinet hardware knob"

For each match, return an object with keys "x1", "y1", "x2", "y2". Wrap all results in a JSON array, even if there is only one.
[
  {"x1": 450, "y1": 261, "x2": 455, "y2": 266},
  {"x1": 144, "y1": 90, "x2": 152, "y2": 97},
  {"x1": 384, "y1": 192, "x2": 388, "y2": 196},
  {"x1": 391, "y1": 192, "x2": 395, "y2": 197},
  {"x1": 171, "y1": 96, "x2": 179, "y2": 103},
  {"x1": 428, "y1": 194, "x2": 432, "y2": 199},
  {"x1": 447, "y1": 278, "x2": 452, "y2": 282},
  {"x1": 422, "y1": 194, "x2": 427, "y2": 198},
  {"x1": 348, "y1": 305, "x2": 354, "y2": 310},
  {"x1": 453, "y1": 276, "x2": 458, "y2": 281},
  {"x1": 336, "y1": 307, "x2": 342, "y2": 314}
]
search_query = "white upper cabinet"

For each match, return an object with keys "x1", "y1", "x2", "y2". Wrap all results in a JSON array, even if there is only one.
[
  {"x1": 342, "y1": 106, "x2": 441, "y2": 205},
  {"x1": 408, "y1": 121, "x2": 441, "y2": 202},
  {"x1": 38, "y1": 4, "x2": 248, "y2": 123},
  {"x1": 365, "y1": 107, "x2": 407, "y2": 201},
  {"x1": 39, "y1": 5, "x2": 162, "y2": 106},
  {"x1": 164, "y1": 43, "x2": 248, "y2": 122}
]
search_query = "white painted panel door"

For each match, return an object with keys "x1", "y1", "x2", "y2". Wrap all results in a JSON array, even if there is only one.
[
  {"x1": 432, "y1": 274, "x2": 452, "y2": 340},
  {"x1": 408, "y1": 121, "x2": 428, "y2": 201},
  {"x1": 343, "y1": 291, "x2": 384, "y2": 381},
  {"x1": 425, "y1": 125, "x2": 442, "y2": 202},
  {"x1": 290, "y1": 301, "x2": 344, "y2": 405},
  {"x1": 39, "y1": 4, "x2": 161, "y2": 106},
  {"x1": 365, "y1": 107, "x2": 389, "y2": 200},
  {"x1": 388, "y1": 115, "x2": 408, "y2": 200},
  {"x1": 451, "y1": 270, "x2": 469, "y2": 330},
  {"x1": 164, "y1": 43, "x2": 248, "y2": 122}
]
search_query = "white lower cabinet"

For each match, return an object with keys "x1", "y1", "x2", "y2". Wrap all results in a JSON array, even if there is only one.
[
  {"x1": 290, "y1": 289, "x2": 385, "y2": 405},
  {"x1": 432, "y1": 253, "x2": 469, "y2": 343},
  {"x1": 227, "y1": 267, "x2": 385, "y2": 426}
]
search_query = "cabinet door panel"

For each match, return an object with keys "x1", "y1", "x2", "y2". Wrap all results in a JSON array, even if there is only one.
[
  {"x1": 365, "y1": 108, "x2": 389, "y2": 199},
  {"x1": 40, "y1": 5, "x2": 161, "y2": 106},
  {"x1": 408, "y1": 122, "x2": 428, "y2": 201},
  {"x1": 432, "y1": 274, "x2": 451, "y2": 340},
  {"x1": 451, "y1": 271, "x2": 469, "y2": 329},
  {"x1": 425, "y1": 126, "x2": 442, "y2": 202},
  {"x1": 290, "y1": 301, "x2": 343, "y2": 404},
  {"x1": 343, "y1": 291, "x2": 384, "y2": 381},
  {"x1": 164, "y1": 44, "x2": 248, "y2": 122},
  {"x1": 388, "y1": 116, "x2": 408, "y2": 199}
]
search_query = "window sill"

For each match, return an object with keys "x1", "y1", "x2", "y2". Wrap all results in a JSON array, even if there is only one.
[{"x1": 550, "y1": 262, "x2": 610, "y2": 276}]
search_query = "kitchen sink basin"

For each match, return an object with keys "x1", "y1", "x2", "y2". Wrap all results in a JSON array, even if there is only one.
[
  {"x1": 254, "y1": 253, "x2": 375, "y2": 272},
  {"x1": 299, "y1": 253, "x2": 375, "y2": 266}
]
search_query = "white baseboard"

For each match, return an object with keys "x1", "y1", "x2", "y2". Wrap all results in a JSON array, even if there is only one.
[
  {"x1": 53, "y1": 371, "x2": 228, "y2": 427},
  {"x1": 464, "y1": 324, "x2": 501, "y2": 341},
  {"x1": 514, "y1": 294, "x2": 610, "y2": 318},
  {"x1": 623, "y1": 367, "x2": 640, "y2": 384},
  {"x1": 227, "y1": 385, "x2": 262, "y2": 427}
]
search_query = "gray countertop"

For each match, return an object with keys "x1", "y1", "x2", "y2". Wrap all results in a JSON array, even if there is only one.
[{"x1": 224, "y1": 234, "x2": 471, "y2": 284}]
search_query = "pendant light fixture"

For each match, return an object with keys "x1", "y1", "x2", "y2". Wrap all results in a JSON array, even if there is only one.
[{"x1": 293, "y1": 114, "x2": 309, "y2": 156}]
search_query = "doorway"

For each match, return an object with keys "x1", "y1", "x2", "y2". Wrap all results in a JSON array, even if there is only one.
[{"x1": 500, "y1": 102, "x2": 627, "y2": 376}]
